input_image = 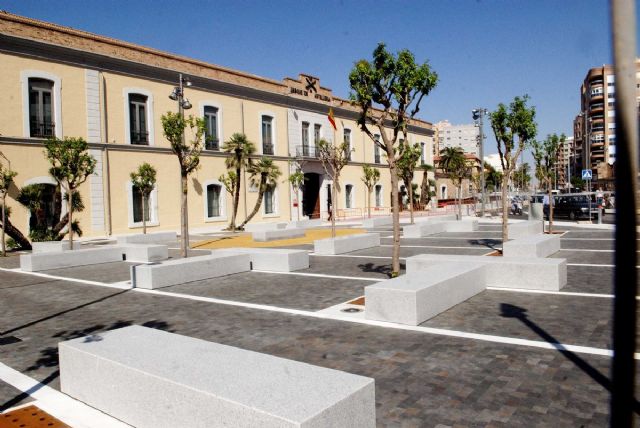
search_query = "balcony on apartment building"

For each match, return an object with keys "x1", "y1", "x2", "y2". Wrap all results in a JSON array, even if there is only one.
[
  {"x1": 589, "y1": 103, "x2": 604, "y2": 113},
  {"x1": 30, "y1": 121, "x2": 55, "y2": 138},
  {"x1": 296, "y1": 145, "x2": 319, "y2": 159}
]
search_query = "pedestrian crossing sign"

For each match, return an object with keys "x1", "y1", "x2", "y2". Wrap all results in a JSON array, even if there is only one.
[{"x1": 582, "y1": 169, "x2": 592, "y2": 180}]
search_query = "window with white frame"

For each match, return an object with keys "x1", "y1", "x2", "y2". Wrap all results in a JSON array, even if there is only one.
[
  {"x1": 264, "y1": 185, "x2": 276, "y2": 215},
  {"x1": 301, "y1": 121, "x2": 310, "y2": 156},
  {"x1": 314, "y1": 124, "x2": 321, "y2": 146},
  {"x1": 375, "y1": 185, "x2": 382, "y2": 207},
  {"x1": 206, "y1": 184, "x2": 222, "y2": 218},
  {"x1": 132, "y1": 185, "x2": 151, "y2": 223},
  {"x1": 262, "y1": 115, "x2": 274, "y2": 155},
  {"x1": 204, "y1": 106, "x2": 220, "y2": 150},
  {"x1": 128, "y1": 182, "x2": 157, "y2": 227},
  {"x1": 374, "y1": 134, "x2": 381, "y2": 163},
  {"x1": 345, "y1": 184, "x2": 353, "y2": 209},
  {"x1": 28, "y1": 78, "x2": 55, "y2": 138},
  {"x1": 129, "y1": 94, "x2": 149, "y2": 145},
  {"x1": 343, "y1": 128, "x2": 352, "y2": 160},
  {"x1": 420, "y1": 142, "x2": 426, "y2": 164}
]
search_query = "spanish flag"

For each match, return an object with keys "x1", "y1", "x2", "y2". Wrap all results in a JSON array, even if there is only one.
[{"x1": 328, "y1": 108, "x2": 337, "y2": 131}]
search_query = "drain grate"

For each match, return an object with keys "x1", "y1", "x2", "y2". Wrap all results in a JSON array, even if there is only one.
[
  {"x1": 0, "y1": 336, "x2": 21, "y2": 346},
  {"x1": 0, "y1": 404, "x2": 70, "y2": 427},
  {"x1": 341, "y1": 307, "x2": 363, "y2": 313}
]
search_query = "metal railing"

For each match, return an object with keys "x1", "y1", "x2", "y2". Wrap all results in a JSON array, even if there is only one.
[
  {"x1": 30, "y1": 121, "x2": 55, "y2": 138},
  {"x1": 296, "y1": 145, "x2": 319, "y2": 158},
  {"x1": 205, "y1": 138, "x2": 220, "y2": 151},
  {"x1": 262, "y1": 143, "x2": 274, "y2": 155},
  {"x1": 130, "y1": 131, "x2": 149, "y2": 145}
]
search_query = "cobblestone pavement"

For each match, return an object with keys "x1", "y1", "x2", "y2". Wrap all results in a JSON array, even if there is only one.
[{"x1": 0, "y1": 225, "x2": 629, "y2": 426}]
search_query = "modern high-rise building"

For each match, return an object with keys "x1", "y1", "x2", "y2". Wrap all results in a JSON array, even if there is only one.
[
  {"x1": 573, "y1": 61, "x2": 640, "y2": 189},
  {"x1": 434, "y1": 120, "x2": 479, "y2": 156}
]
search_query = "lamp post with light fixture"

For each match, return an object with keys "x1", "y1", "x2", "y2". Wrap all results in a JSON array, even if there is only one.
[{"x1": 472, "y1": 108, "x2": 488, "y2": 217}]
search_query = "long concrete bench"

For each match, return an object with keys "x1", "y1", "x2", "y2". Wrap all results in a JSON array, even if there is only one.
[
  {"x1": 253, "y1": 228, "x2": 305, "y2": 242},
  {"x1": 20, "y1": 246, "x2": 124, "y2": 272},
  {"x1": 445, "y1": 218, "x2": 479, "y2": 232},
  {"x1": 362, "y1": 216, "x2": 392, "y2": 228},
  {"x1": 244, "y1": 222, "x2": 287, "y2": 232},
  {"x1": 502, "y1": 234, "x2": 560, "y2": 258},
  {"x1": 31, "y1": 241, "x2": 81, "y2": 253},
  {"x1": 120, "y1": 244, "x2": 169, "y2": 263},
  {"x1": 508, "y1": 221, "x2": 543, "y2": 239},
  {"x1": 314, "y1": 233, "x2": 380, "y2": 255},
  {"x1": 286, "y1": 219, "x2": 323, "y2": 229},
  {"x1": 406, "y1": 253, "x2": 567, "y2": 291},
  {"x1": 131, "y1": 253, "x2": 250, "y2": 289},
  {"x1": 116, "y1": 231, "x2": 177, "y2": 245},
  {"x1": 365, "y1": 263, "x2": 485, "y2": 325},
  {"x1": 412, "y1": 214, "x2": 457, "y2": 223},
  {"x1": 216, "y1": 247, "x2": 309, "y2": 272},
  {"x1": 403, "y1": 219, "x2": 478, "y2": 238},
  {"x1": 59, "y1": 325, "x2": 375, "y2": 428}
]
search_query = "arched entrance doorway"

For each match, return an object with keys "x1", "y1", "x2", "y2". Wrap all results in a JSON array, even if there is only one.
[{"x1": 302, "y1": 173, "x2": 320, "y2": 219}]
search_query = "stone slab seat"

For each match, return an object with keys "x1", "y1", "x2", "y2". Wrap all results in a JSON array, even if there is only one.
[
  {"x1": 119, "y1": 244, "x2": 169, "y2": 263},
  {"x1": 412, "y1": 214, "x2": 457, "y2": 223},
  {"x1": 507, "y1": 221, "x2": 543, "y2": 239},
  {"x1": 253, "y1": 228, "x2": 305, "y2": 242},
  {"x1": 403, "y1": 222, "x2": 446, "y2": 238},
  {"x1": 59, "y1": 325, "x2": 375, "y2": 428},
  {"x1": 31, "y1": 241, "x2": 81, "y2": 253},
  {"x1": 286, "y1": 219, "x2": 323, "y2": 229},
  {"x1": 131, "y1": 253, "x2": 250, "y2": 289},
  {"x1": 444, "y1": 218, "x2": 479, "y2": 232},
  {"x1": 361, "y1": 216, "x2": 392, "y2": 228},
  {"x1": 244, "y1": 222, "x2": 287, "y2": 232},
  {"x1": 313, "y1": 233, "x2": 380, "y2": 255},
  {"x1": 215, "y1": 247, "x2": 309, "y2": 272},
  {"x1": 116, "y1": 231, "x2": 177, "y2": 245},
  {"x1": 20, "y1": 246, "x2": 124, "y2": 272},
  {"x1": 502, "y1": 234, "x2": 560, "y2": 258},
  {"x1": 406, "y1": 253, "x2": 567, "y2": 291},
  {"x1": 365, "y1": 262, "x2": 486, "y2": 325}
]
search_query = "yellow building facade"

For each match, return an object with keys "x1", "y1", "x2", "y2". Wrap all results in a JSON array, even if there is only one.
[{"x1": 0, "y1": 12, "x2": 435, "y2": 240}]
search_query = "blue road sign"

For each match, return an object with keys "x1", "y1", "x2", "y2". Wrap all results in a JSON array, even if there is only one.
[{"x1": 582, "y1": 169, "x2": 593, "y2": 180}]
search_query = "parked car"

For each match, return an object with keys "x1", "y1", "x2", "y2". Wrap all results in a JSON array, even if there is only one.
[{"x1": 543, "y1": 194, "x2": 601, "y2": 220}]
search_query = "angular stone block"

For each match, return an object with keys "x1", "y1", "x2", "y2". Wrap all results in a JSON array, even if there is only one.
[
  {"x1": 286, "y1": 219, "x2": 323, "y2": 229},
  {"x1": 413, "y1": 214, "x2": 457, "y2": 223},
  {"x1": 508, "y1": 221, "x2": 543, "y2": 239},
  {"x1": 313, "y1": 233, "x2": 380, "y2": 255},
  {"x1": 59, "y1": 325, "x2": 375, "y2": 428},
  {"x1": 132, "y1": 253, "x2": 250, "y2": 289},
  {"x1": 31, "y1": 241, "x2": 81, "y2": 253},
  {"x1": 365, "y1": 263, "x2": 485, "y2": 325},
  {"x1": 252, "y1": 228, "x2": 305, "y2": 242},
  {"x1": 403, "y1": 222, "x2": 446, "y2": 238},
  {"x1": 244, "y1": 222, "x2": 287, "y2": 232},
  {"x1": 20, "y1": 247, "x2": 124, "y2": 272},
  {"x1": 444, "y1": 218, "x2": 479, "y2": 232},
  {"x1": 406, "y1": 253, "x2": 566, "y2": 291},
  {"x1": 120, "y1": 244, "x2": 169, "y2": 263},
  {"x1": 361, "y1": 217, "x2": 392, "y2": 228},
  {"x1": 215, "y1": 248, "x2": 309, "y2": 272},
  {"x1": 502, "y1": 234, "x2": 560, "y2": 258},
  {"x1": 116, "y1": 231, "x2": 177, "y2": 245}
]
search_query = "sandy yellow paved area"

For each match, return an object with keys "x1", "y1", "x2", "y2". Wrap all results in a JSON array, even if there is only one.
[{"x1": 193, "y1": 228, "x2": 366, "y2": 249}]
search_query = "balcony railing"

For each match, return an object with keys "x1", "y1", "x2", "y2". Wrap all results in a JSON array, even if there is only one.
[
  {"x1": 30, "y1": 121, "x2": 55, "y2": 138},
  {"x1": 374, "y1": 155, "x2": 381, "y2": 164},
  {"x1": 296, "y1": 145, "x2": 319, "y2": 158},
  {"x1": 205, "y1": 137, "x2": 220, "y2": 151},
  {"x1": 262, "y1": 143, "x2": 274, "y2": 155},
  {"x1": 130, "y1": 131, "x2": 149, "y2": 145}
]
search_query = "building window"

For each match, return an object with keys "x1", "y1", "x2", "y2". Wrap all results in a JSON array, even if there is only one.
[
  {"x1": 374, "y1": 134, "x2": 381, "y2": 164},
  {"x1": 375, "y1": 185, "x2": 382, "y2": 207},
  {"x1": 132, "y1": 184, "x2": 151, "y2": 223},
  {"x1": 301, "y1": 121, "x2": 310, "y2": 156},
  {"x1": 420, "y1": 142, "x2": 426, "y2": 164},
  {"x1": 204, "y1": 106, "x2": 219, "y2": 150},
  {"x1": 129, "y1": 94, "x2": 149, "y2": 145},
  {"x1": 28, "y1": 78, "x2": 55, "y2": 138},
  {"x1": 262, "y1": 115, "x2": 274, "y2": 155},
  {"x1": 314, "y1": 124, "x2": 322, "y2": 147},
  {"x1": 343, "y1": 128, "x2": 352, "y2": 160},
  {"x1": 206, "y1": 184, "x2": 222, "y2": 218},
  {"x1": 345, "y1": 184, "x2": 353, "y2": 209},
  {"x1": 264, "y1": 185, "x2": 275, "y2": 215},
  {"x1": 128, "y1": 181, "x2": 157, "y2": 227}
]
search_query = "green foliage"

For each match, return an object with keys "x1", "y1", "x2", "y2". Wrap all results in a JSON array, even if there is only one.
[
  {"x1": 0, "y1": 163, "x2": 17, "y2": 193},
  {"x1": 361, "y1": 165, "x2": 381, "y2": 190},
  {"x1": 317, "y1": 138, "x2": 351, "y2": 187},
  {"x1": 161, "y1": 112, "x2": 206, "y2": 174},
  {"x1": 130, "y1": 163, "x2": 157, "y2": 198},
  {"x1": 513, "y1": 162, "x2": 532, "y2": 189},
  {"x1": 571, "y1": 176, "x2": 585, "y2": 190},
  {"x1": 219, "y1": 171, "x2": 238, "y2": 195},
  {"x1": 396, "y1": 143, "x2": 422, "y2": 185},
  {"x1": 288, "y1": 169, "x2": 306, "y2": 189},
  {"x1": 248, "y1": 158, "x2": 282, "y2": 193},
  {"x1": 6, "y1": 238, "x2": 18, "y2": 250},
  {"x1": 44, "y1": 137, "x2": 96, "y2": 191},
  {"x1": 439, "y1": 147, "x2": 468, "y2": 185},
  {"x1": 532, "y1": 134, "x2": 564, "y2": 190},
  {"x1": 222, "y1": 133, "x2": 256, "y2": 171}
]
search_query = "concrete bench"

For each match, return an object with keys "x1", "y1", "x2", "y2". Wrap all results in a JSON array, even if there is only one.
[
  {"x1": 31, "y1": 241, "x2": 81, "y2": 253},
  {"x1": 412, "y1": 214, "x2": 457, "y2": 223},
  {"x1": 507, "y1": 221, "x2": 543, "y2": 239},
  {"x1": 59, "y1": 325, "x2": 375, "y2": 428},
  {"x1": 286, "y1": 219, "x2": 323, "y2": 229},
  {"x1": 131, "y1": 253, "x2": 250, "y2": 289},
  {"x1": 244, "y1": 222, "x2": 287, "y2": 232},
  {"x1": 117, "y1": 231, "x2": 177, "y2": 245},
  {"x1": 120, "y1": 244, "x2": 169, "y2": 263},
  {"x1": 444, "y1": 218, "x2": 479, "y2": 232},
  {"x1": 216, "y1": 248, "x2": 309, "y2": 272},
  {"x1": 314, "y1": 233, "x2": 380, "y2": 255},
  {"x1": 361, "y1": 216, "x2": 392, "y2": 228},
  {"x1": 403, "y1": 222, "x2": 446, "y2": 238},
  {"x1": 502, "y1": 234, "x2": 560, "y2": 258},
  {"x1": 252, "y1": 228, "x2": 305, "y2": 242},
  {"x1": 20, "y1": 246, "x2": 124, "y2": 272},
  {"x1": 365, "y1": 263, "x2": 485, "y2": 325},
  {"x1": 406, "y1": 254, "x2": 566, "y2": 291}
]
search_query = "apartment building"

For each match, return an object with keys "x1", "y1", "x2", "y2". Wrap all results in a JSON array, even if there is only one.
[
  {"x1": 0, "y1": 12, "x2": 435, "y2": 239},
  {"x1": 556, "y1": 136, "x2": 573, "y2": 189},
  {"x1": 434, "y1": 120, "x2": 479, "y2": 156}
]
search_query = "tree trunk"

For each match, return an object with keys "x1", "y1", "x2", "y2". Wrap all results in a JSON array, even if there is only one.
[
  {"x1": 0, "y1": 214, "x2": 31, "y2": 250},
  {"x1": 1, "y1": 194, "x2": 6, "y2": 256},
  {"x1": 142, "y1": 193, "x2": 147, "y2": 234},
  {"x1": 331, "y1": 180, "x2": 337, "y2": 238},
  {"x1": 180, "y1": 173, "x2": 189, "y2": 258},
  {"x1": 458, "y1": 183, "x2": 463, "y2": 220},
  {"x1": 547, "y1": 180, "x2": 553, "y2": 234},
  {"x1": 67, "y1": 190, "x2": 74, "y2": 250},
  {"x1": 367, "y1": 187, "x2": 371, "y2": 218},
  {"x1": 389, "y1": 160, "x2": 401, "y2": 276},
  {"x1": 409, "y1": 182, "x2": 415, "y2": 224},
  {"x1": 229, "y1": 167, "x2": 241, "y2": 231},
  {"x1": 501, "y1": 174, "x2": 509, "y2": 243},
  {"x1": 239, "y1": 178, "x2": 266, "y2": 229}
]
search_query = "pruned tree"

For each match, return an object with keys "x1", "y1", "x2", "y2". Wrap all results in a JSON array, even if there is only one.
[
  {"x1": 0, "y1": 162, "x2": 17, "y2": 256},
  {"x1": 239, "y1": 158, "x2": 282, "y2": 229},
  {"x1": 361, "y1": 165, "x2": 380, "y2": 219},
  {"x1": 43, "y1": 137, "x2": 96, "y2": 250},
  {"x1": 222, "y1": 133, "x2": 255, "y2": 231},
  {"x1": 513, "y1": 162, "x2": 532, "y2": 191},
  {"x1": 162, "y1": 112, "x2": 205, "y2": 258},
  {"x1": 288, "y1": 167, "x2": 306, "y2": 221},
  {"x1": 349, "y1": 43, "x2": 438, "y2": 276},
  {"x1": 219, "y1": 171, "x2": 238, "y2": 197},
  {"x1": 419, "y1": 163, "x2": 435, "y2": 206},
  {"x1": 396, "y1": 143, "x2": 422, "y2": 224},
  {"x1": 130, "y1": 162, "x2": 157, "y2": 234},
  {"x1": 532, "y1": 134, "x2": 564, "y2": 233},
  {"x1": 489, "y1": 95, "x2": 537, "y2": 242},
  {"x1": 439, "y1": 147, "x2": 468, "y2": 220},
  {"x1": 317, "y1": 138, "x2": 351, "y2": 237}
]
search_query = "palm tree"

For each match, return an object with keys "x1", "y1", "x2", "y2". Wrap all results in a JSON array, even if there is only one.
[
  {"x1": 238, "y1": 158, "x2": 282, "y2": 230},
  {"x1": 222, "y1": 133, "x2": 255, "y2": 231},
  {"x1": 439, "y1": 147, "x2": 468, "y2": 220},
  {"x1": 419, "y1": 163, "x2": 435, "y2": 206}
]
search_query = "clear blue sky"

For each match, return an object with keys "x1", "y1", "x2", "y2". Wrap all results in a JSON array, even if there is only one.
[{"x1": 1, "y1": 0, "x2": 635, "y2": 158}]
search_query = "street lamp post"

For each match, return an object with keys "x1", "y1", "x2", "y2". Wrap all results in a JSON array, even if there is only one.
[{"x1": 472, "y1": 108, "x2": 488, "y2": 217}]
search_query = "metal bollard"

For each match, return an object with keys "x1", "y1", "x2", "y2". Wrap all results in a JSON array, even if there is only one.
[{"x1": 598, "y1": 206, "x2": 602, "y2": 224}]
